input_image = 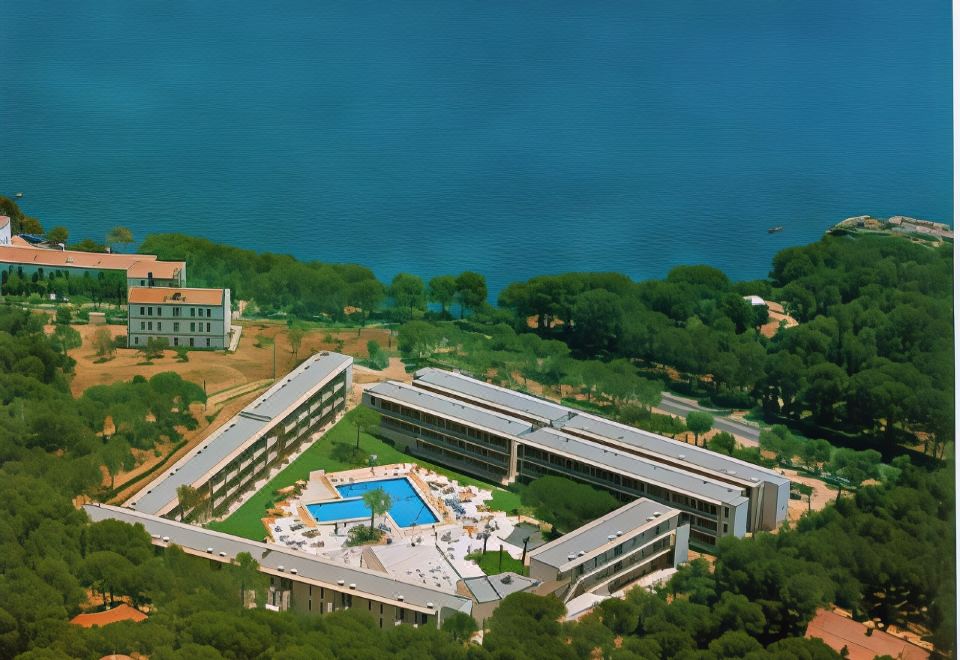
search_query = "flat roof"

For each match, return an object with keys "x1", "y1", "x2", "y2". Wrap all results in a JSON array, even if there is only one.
[
  {"x1": 557, "y1": 413, "x2": 788, "y2": 488},
  {"x1": 129, "y1": 287, "x2": 223, "y2": 306},
  {"x1": 414, "y1": 368, "x2": 570, "y2": 423},
  {"x1": 0, "y1": 244, "x2": 156, "y2": 270},
  {"x1": 522, "y1": 427, "x2": 749, "y2": 507},
  {"x1": 128, "y1": 352, "x2": 352, "y2": 514},
  {"x1": 367, "y1": 381, "x2": 534, "y2": 439},
  {"x1": 412, "y1": 369, "x2": 785, "y2": 488},
  {"x1": 126, "y1": 260, "x2": 185, "y2": 279},
  {"x1": 528, "y1": 498, "x2": 678, "y2": 570},
  {"x1": 462, "y1": 572, "x2": 540, "y2": 603},
  {"x1": 84, "y1": 504, "x2": 472, "y2": 615}
]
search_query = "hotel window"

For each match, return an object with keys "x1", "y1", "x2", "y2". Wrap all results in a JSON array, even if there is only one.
[
  {"x1": 190, "y1": 308, "x2": 196, "y2": 317},
  {"x1": 156, "y1": 307, "x2": 162, "y2": 316},
  {"x1": 206, "y1": 338, "x2": 211, "y2": 347},
  {"x1": 190, "y1": 322, "x2": 195, "y2": 332},
  {"x1": 140, "y1": 322, "x2": 145, "y2": 330},
  {"x1": 147, "y1": 307, "x2": 153, "y2": 316},
  {"x1": 341, "y1": 593, "x2": 351, "y2": 609},
  {"x1": 189, "y1": 338, "x2": 194, "y2": 347},
  {"x1": 173, "y1": 322, "x2": 179, "y2": 332},
  {"x1": 173, "y1": 337, "x2": 179, "y2": 347},
  {"x1": 140, "y1": 280, "x2": 145, "y2": 286},
  {"x1": 396, "y1": 608, "x2": 405, "y2": 623},
  {"x1": 207, "y1": 308, "x2": 212, "y2": 317},
  {"x1": 206, "y1": 322, "x2": 211, "y2": 332},
  {"x1": 157, "y1": 322, "x2": 162, "y2": 331},
  {"x1": 134, "y1": 337, "x2": 139, "y2": 345},
  {"x1": 147, "y1": 321, "x2": 152, "y2": 330},
  {"x1": 139, "y1": 306, "x2": 145, "y2": 315}
]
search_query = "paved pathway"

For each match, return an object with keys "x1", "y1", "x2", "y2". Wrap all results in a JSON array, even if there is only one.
[{"x1": 658, "y1": 392, "x2": 761, "y2": 447}]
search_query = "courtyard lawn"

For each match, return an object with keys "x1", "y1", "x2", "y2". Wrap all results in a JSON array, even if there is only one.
[
  {"x1": 208, "y1": 410, "x2": 522, "y2": 540},
  {"x1": 466, "y1": 550, "x2": 527, "y2": 576}
]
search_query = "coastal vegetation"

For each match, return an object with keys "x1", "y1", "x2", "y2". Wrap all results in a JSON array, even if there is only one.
[{"x1": 0, "y1": 202, "x2": 950, "y2": 655}]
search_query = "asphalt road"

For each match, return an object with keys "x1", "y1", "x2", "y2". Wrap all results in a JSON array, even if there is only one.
[{"x1": 658, "y1": 392, "x2": 761, "y2": 447}]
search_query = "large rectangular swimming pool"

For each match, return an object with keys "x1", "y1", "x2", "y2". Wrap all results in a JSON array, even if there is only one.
[{"x1": 306, "y1": 477, "x2": 439, "y2": 528}]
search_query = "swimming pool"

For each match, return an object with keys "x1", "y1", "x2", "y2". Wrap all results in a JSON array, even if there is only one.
[{"x1": 306, "y1": 477, "x2": 439, "y2": 528}]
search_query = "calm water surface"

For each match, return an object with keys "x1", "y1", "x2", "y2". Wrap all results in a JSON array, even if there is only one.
[{"x1": 0, "y1": 1, "x2": 951, "y2": 295}]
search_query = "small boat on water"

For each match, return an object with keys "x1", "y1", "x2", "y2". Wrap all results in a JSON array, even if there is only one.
[
  {"x1": 768, "y1": 226, "x2": 784, "y2": 234},
  {"x1": 14, "y1": 192, "x2": 23, "y2": 199}
]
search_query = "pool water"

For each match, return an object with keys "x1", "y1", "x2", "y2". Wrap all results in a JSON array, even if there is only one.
[{"x1": 306, "y1": 478, "x2": 439, "y2": 528}]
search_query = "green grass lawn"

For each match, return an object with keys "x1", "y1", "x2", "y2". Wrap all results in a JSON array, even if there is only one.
[
  {"x1": 208, "y1": 409, "x2": 522, "y2": 540},
  {"x1": 466, "y1": 550, "x2": 526, "y2": 576}
]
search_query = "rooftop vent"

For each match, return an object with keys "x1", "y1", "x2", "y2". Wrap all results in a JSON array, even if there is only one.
[
  {"x1": 337, "y1": 579, "x2": 345, "y2": 586},
  {"x1": 278, "y1": 565, "x2": 285, "y2": 572},
  {"x1": 349, "y1": 583, "x2": 356, "y2": 590},
  {"x1": 427, "y1": 602, "x2": 434, "y2": 609},
  {"x1": 206, "y1": 547, "x2": 214, "y2": 553},
  {"x1": 653, "y1": 511, "x2": 662, "y2": 517},
  {"x1": 397, "y1": 595, "x2": 404, "y2": 602},
  {"x1": 501, "y1": 575, "x2": 513, "y2": 584},
  {"x1": 219, "y1": 551, "x2": 227, "y2": 557},
  {"x1": 577, "y1": 550, "x2": 585, "y2": 557},
  {"x1": 616, "y1": 530, "x2": 623, "y2": 537},
  {"x1": 162, "y1": 536, "x2": 170, "y2": 542},
  {"x1": 291, "y1": 569, "x2": 298, "y2": 575},
  {"x1": 567, "y1": 553, "x2": 576, "y2": 561},
  {"x1": 678, "y1": 454, "x2": 685, "y2": 459},
  {"x1": 151, "y1": 534, "x2": 160, "y2": 539},
  {"x1": 608, "y1": 534, "x2": 615, "y2": 541}
]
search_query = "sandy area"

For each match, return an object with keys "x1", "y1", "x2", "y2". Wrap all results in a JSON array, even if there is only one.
[
  {"x1": 67, "y1": 321, "x2": 392, "y2": 397},
  {"x1": 782, "y1": 468, "x2": 834, "y2": 524}
]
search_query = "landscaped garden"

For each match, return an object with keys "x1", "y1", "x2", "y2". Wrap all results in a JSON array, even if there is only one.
[{"x1": 207, "y1": 408, "x2": 522, "y2": 540}]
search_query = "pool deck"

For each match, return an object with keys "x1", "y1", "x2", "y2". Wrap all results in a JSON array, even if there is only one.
[{"x1": 264, "y1": 464, "x2": 538, "y2": 596}]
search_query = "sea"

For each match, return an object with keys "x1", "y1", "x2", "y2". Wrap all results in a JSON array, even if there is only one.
[{"x1": 0, "y1": 1, "x2": 952, "y2": 297}]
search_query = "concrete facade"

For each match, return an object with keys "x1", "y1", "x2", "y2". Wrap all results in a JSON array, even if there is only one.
[
  {"x1": 128, "y1": 352, "x2": 352, "y2": 518},
  {"x1": 127, "y1": 287, "x2": 231, "y2": 350}
]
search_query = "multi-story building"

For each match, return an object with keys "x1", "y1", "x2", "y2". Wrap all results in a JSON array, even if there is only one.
[
  {"x1": 410, "y1": 368, "x2": 789, "y2": 533},
  {"x1": 364, "y1": 370, "x2": 789, "y2": 546},
  {"x1": 127, "y1": 287, "x2": 231, "y2": 349},
  {"x1": 527, "y1": 498, "x2": 689, "y2": 601},
  {"x1": 128, "y1": 351, "x2": 352, "y2": 518},
  {"x1": 85, "y1": 503, "x2": 473, "y2": 628},
  {"x1": 364, "y1": 381, "x2": 749, "y2": 546}
]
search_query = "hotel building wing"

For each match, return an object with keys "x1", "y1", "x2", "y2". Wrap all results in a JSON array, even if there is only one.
[
  {"x1": 127, "y1": 286, "x2": 231, "y2": 349},
  {"x1": 128, "y1": 351, "x2": 352, "y2": 518},
  {"x1": 363, "y1": 379, "x2": 754, "y2": 546}
]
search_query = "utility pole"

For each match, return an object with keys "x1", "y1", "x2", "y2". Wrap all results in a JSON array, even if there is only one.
[{"x1": 272, "y1": 341, "x2": 276, "y2": 379}]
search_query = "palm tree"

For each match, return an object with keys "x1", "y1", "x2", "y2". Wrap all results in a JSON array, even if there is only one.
[{"x1": 362, "y1": 488, "x2": 391, "y2": 532}]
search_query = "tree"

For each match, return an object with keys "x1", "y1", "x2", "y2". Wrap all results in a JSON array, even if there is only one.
[
  {"x1": 571, "y1": 289, "x2": 624, "y2": 355},
  {"x1": 139, "y1": 337, "x2": 168, "y2": 361},
  {"x1": 362, "y1": 488, "x2": 391, "y2": 532},
  {"x1": 347, "y1": 279, "x2": 385, "y2": 326},
  {"x1": 685, "y1": 411, "x2": 714, "y2": 447},
  {"x1": 105, "y1": 226, "x2": 134, "y2": 252},
  {"x1": 287, "y1": 325, "x2": 306, "y2": 361},
  {"x1": 50, "y1": 325, "x2": 81, "y2": 357},
  {"x1": 759, "y1": 425, "x2": 800, "y2": 464},
  {"x1": 827, "y1": 447, "x2": 881, "y2": 502},
  {"x1": 441, "y1": 612, "x2": 478, "y2": 643},
  {"x1": 92, "y1": 327, "x2": 115, "y2": 359},
  {"x1": 45, "y1": 226, "x2": 68, "y2": 245},
  {"x1": 351, "y1": 406, "x2": 379, "y2": 449},
  {"x1": 54, "y1": 306, "x2": 72, "y2": 325},
  {"x1": 389, "y1": 273, "x2": 426, "y2": 321},
  {"x1": 521, "y1": 476, "x2": 619, "y2": 533},
  {"x1": 428, "y1": 275, "x2": 457, "y2": 318},
  {"x1": 176, "y1": 484, "x2": 203, "y2": 521},
  {"x1": 454, "y1": 271, "x2": 487, "y2": 319},
  {"x1": 707, "y1": 431, "x2": 736, "y2": 456},
  {"x1": 230, "y1": 552, "x2": 266, "y2": 608}
]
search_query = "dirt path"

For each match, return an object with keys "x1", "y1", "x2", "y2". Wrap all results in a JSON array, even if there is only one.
[{"x1": 781, "y1": 468, "x2": 835, "y2": 524}]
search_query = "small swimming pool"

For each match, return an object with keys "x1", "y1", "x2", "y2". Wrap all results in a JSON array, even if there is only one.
[{"x1": 306, "y1": 477, "x2": 439, "y2": 528}]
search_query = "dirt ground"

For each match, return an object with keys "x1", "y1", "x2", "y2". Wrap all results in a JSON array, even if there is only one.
[
  {"x1": 66, "y1": 320, "x2": 395, "y2": 501},
  {"x1": 67, "y1": 321, "x2": 392, "y2": 397},
  {"x1": 782, "y1": 467, "x2": 835, "y2": 524}
]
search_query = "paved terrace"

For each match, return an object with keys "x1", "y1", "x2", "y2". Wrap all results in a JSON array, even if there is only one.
[
  {"x1": 128, "y1": 351, "x2": 352, "y2": 515},
  {"x1": 85, "y1": 504, "x2": 472, "y2": 616}
]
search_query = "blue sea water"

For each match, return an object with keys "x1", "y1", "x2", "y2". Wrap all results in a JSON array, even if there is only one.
[
  {"x1": 0, "y1": 1, "x2": 951, "y2": 296},
  {"x1": 307, "y1": 478, "x2": 438, "y2": 528}
]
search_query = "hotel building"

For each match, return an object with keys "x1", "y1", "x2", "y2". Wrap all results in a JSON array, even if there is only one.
[
  {"x1": 127, "y1": 287, "x2": 231, "y2": 349},
  {"x1": 364, "y1": 369, "x2": 789, "y2": 546},
  {"x1": 128, "y1": 352, "x2": 352, "y2": 518},
  {"x1": 527, "y1": 498, "x2": 689, "y2": 601},
  {"x1": 85, "y1": 503, "x2": 472, "y2": 628}
]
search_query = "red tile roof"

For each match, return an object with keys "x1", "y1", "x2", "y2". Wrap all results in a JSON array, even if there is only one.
[
  {"x1": 128, "y1": 286, "x2": 224, "y2": 305},
  {"x1": 0, "y1": 245, "x2": 155, "y2": 270},
  {"x1": 805, "y1": 609, "x2": 929, "y2": 660},
  {"x1": 69, "y1": 604, "x2": 147, "y2": 628}
]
